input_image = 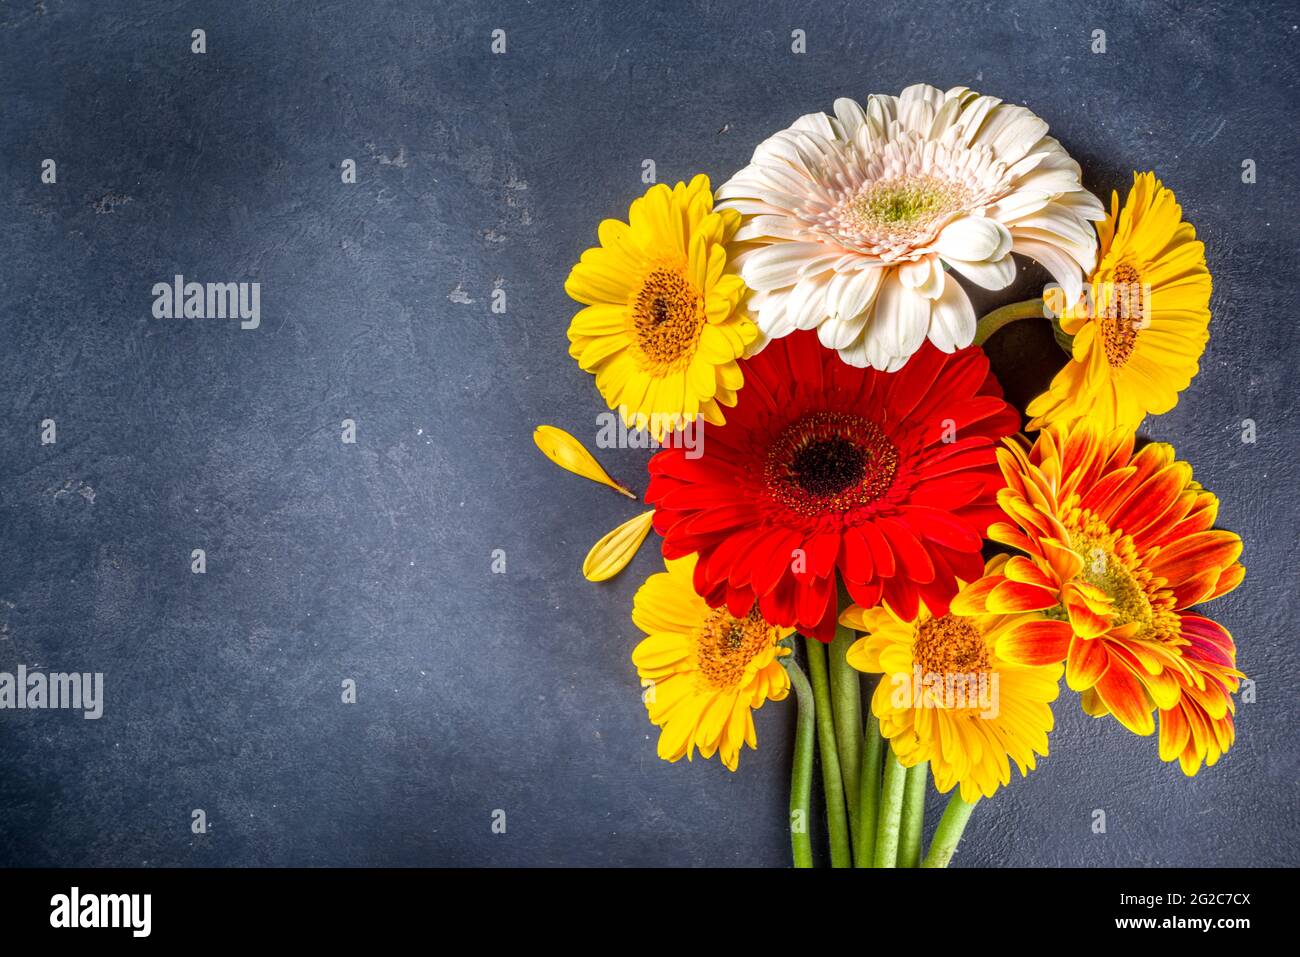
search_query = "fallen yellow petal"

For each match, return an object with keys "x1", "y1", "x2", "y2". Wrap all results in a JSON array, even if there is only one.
[
  {"x1": 583, "y1": 510, "x2": 655, "y2": 582},
  {"x1": 534, "y1": 425, "x2": 635, "y2": 498}
]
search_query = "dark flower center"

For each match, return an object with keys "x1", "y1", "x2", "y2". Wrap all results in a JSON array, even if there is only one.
[
  {"x1": 790, "y1": 438, "x2": 867, "y2": 497},
  {"x1": 765, "y1": 412, "x2": 899, "y2": 514}
]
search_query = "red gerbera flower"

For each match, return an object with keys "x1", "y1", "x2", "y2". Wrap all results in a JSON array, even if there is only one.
[{"x1": 646, "y1": 330, "x2": 1021, "y2": 641}]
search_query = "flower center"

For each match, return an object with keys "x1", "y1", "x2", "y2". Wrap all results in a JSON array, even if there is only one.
[
  {"x1": 790, "y1": 438, "x2": 867, "y2": 497},
  {"x1": 1066, "y1": 511, "x2": 1179, "y2": 641},
  {"x1": 837, "y1": 175, "x2": 974, "y2": 249},
  {"x1": 694, "y1": 606, "x2": 778, "y2": 690},
  {"x1": 1098, "y1": 262, "x2": 1146, "y2": 368},
  {"x1": 630, "y1": 264, "x2": 705, "y2": 373},
  {"x1": 912, "y1": 614, "x2": 990, "y2": 676},
  {"x1": 765, "y1": 412, "x2": 899, "y2": 514}
]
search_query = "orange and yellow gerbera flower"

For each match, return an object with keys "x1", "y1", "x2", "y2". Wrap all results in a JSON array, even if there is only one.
[
  {"x1": 954, "y1": 423, "x2": 1245, "y2": 774},
  {"x1": 842, "y1": 557, "x2": 1064, "y2": 803},
  {"x1": 565, "y1": 175, "x2": 756, "y2": 441},
  {"x1": 1027, "y1": 172, "x2": 1212, "y2": 432},
  {"x1": 631, "y1": 554, "x2": 792, "y2": 771}
]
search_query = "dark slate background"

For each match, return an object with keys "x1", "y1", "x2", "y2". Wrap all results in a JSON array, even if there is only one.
[{"x1": 1, "y1": 0, "x2": 1296, "y2": 867}]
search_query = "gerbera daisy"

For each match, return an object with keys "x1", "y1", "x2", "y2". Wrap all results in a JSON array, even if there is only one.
[
  {"x1": 631, "y1": 553, "x2": 793, "y2": 771},
  {"x1": 953, "y1": 423, "x2": 1245, "y2": 774},
  {"x1": 646, "y1": 329, "x2": 1021, "y2": 641},
  {"x1": 842, "y1": 556, "x2": 1064, "y2": 802},
  {"x1": 565, "y1": 174, "x2": 757, "y2": 441},
  {"x1": 1027, "y1": 172, "x2": 1212, "y2": 431},
  {"x1": 717, "y1": 84, "x2": 1104, "y2": 370}
]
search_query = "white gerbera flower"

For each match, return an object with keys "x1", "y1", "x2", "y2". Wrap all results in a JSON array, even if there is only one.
[{"x1": 717, "y1": 84, "x2": 1106, "y2": 370}]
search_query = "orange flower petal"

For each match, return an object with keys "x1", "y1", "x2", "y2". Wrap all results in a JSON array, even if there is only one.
[
  {"x1": 1038, "y1": 537, "x2": 1084, "y2": 580},
  {"x1": 1003, "y1": 555, "x2": 1058, "y2": 590},
  {"x1": 1066, "y1": 635, "x2": 1109, "y2": 691},
  {"x1": 1147, "y1": 530, "x2": 1243, "y2": 584},
  {"x1": 950, "y1": 575, "x2": 1000, "y2": 615},
  {"x1": 1093, "y1": 663, "x2": 1156, "y2": 736},
  {"x1": 987, "y1": 578, "x2": 1057, "y2": 613},
  {"x1": 1158, "y1": 704, "x2": 1191, "y2": 762},
  {"x1": 1064, "y1": 593, "x2": 1111, "y2": 638},
  {"x1": 997, "y1": 618, "x2": 1073, "y2": 665},
  {"x1": 1207, "y1": 562, "x2": 1245, "y2": 602}
]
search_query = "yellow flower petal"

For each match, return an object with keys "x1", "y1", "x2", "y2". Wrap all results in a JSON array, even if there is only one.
[
  {"x1": 583, "y1": 509, "x2": 655, "y2": 582},
  {"x1": 533, "y1": 425, "x2": 635, "y2": 498}
]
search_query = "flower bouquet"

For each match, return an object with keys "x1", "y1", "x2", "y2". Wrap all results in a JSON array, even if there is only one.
[{"x1": 537, "y1": 84, "x2": 1241, "y2": 867}]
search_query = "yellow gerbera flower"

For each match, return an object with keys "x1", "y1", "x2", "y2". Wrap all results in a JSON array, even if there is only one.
[
  {"x1": 1027, "y1": 172, "x2": 1211, "y2": 431},
  {"x1": 631, "y1": 554, "x2": 792, "y2": 770},
  {"x1": 842, "y1": 557, "x2": 1064, "y2": 802},
  {"x1": 565, "y1": 175, "x2": 756, "y2": 441}
]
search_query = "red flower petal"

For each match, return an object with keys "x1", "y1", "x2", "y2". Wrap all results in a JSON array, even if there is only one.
[{"x1": 878, "y1": 517, "x2": 936, "y2": 585}]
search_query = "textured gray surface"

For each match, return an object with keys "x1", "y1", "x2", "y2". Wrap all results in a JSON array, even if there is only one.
[{"x1": 1, "y1": 0, "x2": 1297, "y2": 867}]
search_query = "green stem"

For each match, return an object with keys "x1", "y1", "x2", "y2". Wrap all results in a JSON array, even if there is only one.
[
  {"x1": 873, "y1": 748, "x2": 907, "y2": 868},
  {"x1": 898, "y1": 760, "x2": 929, "y2": 868},
  {"x1": 828, "y1": 622, "x2": 863, "y2": 857},
  {"x1": 804, "y1": 637, "x2": 851, "y2": 868},
  {"x1": 783, "y1": 655, "x2": 815, "y2": 869},
  {"x1": 855, "y1": 708, "x2": 884, "y2": 868},
  {"x1": 972, "y1": 297, "x2": 1045, "y2": 346},
  {"x1": 921, "y1": 794, "x2": 979, "y2": 869}
]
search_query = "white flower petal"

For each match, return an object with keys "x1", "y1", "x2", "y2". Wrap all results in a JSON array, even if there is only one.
[
  {"x1": 818, "y1": 312, "x2": 868, "y2": 351},
  {"x1": 784, "y1": 274, "x2": 825, "y2": 330},
  {"x1": 944, "y1": 253, "x2": 1017, "y2": 290},
  {"x1": 741, "y1": 242, "x2": 828, "y2": 291},
  {"x1": 755, "y1": 290, "x2": 797, "y2": 339},
  {"x1": 837, "y1": 326, "x2": 872, "y2": 368},
  {"x1": 795, "y1": 274, "x2": 835, "y2": 329},
  {"x1": 832, "y1": 266, "x2": 885, "y2": 319},
  {"x1": 1005, "y1": 207, "x2": 1096, "y2": 249},
  {"x1": 1013, "y1": 236, "x2": 1085, "y2": 305},
  {"x1": 733, "y1": 214, "x2": 807, "y2": 243},
  {"x1": 833, "y1": 97, "x2": 868, "y2": 137},
  {"x1": 872, "y1": 273, "x2": 931, "y2": 360},
  {"x1": 955, "y1": 95, "x2": 1002, "y2": 146},
  {"x1": 928, "y1": 271, "x2": 977, "y2": 351},
  {"x1": 897, "y1": 256, "x2": 944, "y2": 299},
  {"x1": 989, "y1": 114, "x2": 1051, "y2": 164},
  {"x1": 1054, "y1": 188, "x2": 1108, "y2": 221},
  {"x1": 790, "y1": 111, "x2": 839, "y2": 139},
  {"x1": 933, "y1": 217, "x2": 1013, "y2": 262},
  {"x1": 984, "y1": 189, "x2": 1053, "y2": 222}
]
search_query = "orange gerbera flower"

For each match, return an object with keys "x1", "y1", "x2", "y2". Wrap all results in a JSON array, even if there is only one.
[{"x1": 953, "y1": 423, "x2": 1245, "y2": 774}]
